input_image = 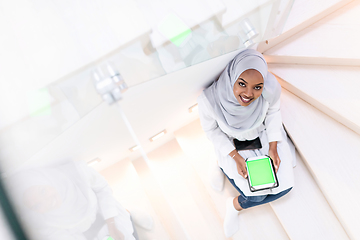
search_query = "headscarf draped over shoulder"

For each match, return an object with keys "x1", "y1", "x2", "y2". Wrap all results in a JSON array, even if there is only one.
[{"x1": 203, "y1": 49, "x2": 281, "y2": 132}]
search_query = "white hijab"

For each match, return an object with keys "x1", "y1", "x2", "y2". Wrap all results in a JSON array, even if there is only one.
[{"x1": 204, "y1": 49, "x2": 281, "y2": 132}]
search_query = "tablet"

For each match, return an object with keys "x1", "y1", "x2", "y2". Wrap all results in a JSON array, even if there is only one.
[{"x1": 245, "y1": 155, "x2": 279, "y2": 192}]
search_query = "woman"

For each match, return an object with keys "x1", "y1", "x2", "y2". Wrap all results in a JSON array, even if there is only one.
[
  {"x1": 6, "y1": 161, "x2": 149, "y2": 240},
  {"x1": 197, "y1": 49, "x2": 295, "y2": 237}
]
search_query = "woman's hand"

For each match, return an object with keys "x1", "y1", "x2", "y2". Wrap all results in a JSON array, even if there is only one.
[
  {"x1": 106, "y1": 218, "x2": 125, "y2": 240},
  {"x1": 268, "y1": 141, "x2": 281, "y2": 173},
  {"x1": 229, "y1": 149, "x2": 248, "y2": 179}
]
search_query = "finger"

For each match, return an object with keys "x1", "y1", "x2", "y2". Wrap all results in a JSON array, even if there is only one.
[
  {"x1": 237, "y1": 168, "x2": 244, "y2": 178},
  {"x1": 237, "y1": 170, "x2": 243, "y2": 178},
  {"x1": 243, "y1": 168, "x2": 248, "y2": 178},
  {"x1": 275, "y1": 159, "x2": 279, "y2": 170},
  {"x1": 275, "y1": 158, "x2": 280, "y2": 173},
  {"x1": 238, "y1": 168, "x2": 246, "y2": 179},
  {"x1": 241, "y1": 160, "x2": 248, "y2": 177},
  {"x1": 241, "y1": 167, "x2": 248, "y2": 178}
]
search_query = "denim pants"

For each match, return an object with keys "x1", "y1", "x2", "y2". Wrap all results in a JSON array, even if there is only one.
[{"x1": 221, "y1": 168, "x2": 292, "y2": 209}]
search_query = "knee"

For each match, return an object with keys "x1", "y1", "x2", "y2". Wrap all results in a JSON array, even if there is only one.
[{"x1": 281, "y1": 187, "x2": 293, "y2": 197}]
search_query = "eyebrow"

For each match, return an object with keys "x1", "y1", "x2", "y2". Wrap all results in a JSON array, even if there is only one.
[
  {"x1": 239, "y1": 78, "x2": 247, "y2": 83},
  {"x1": 239, "y1": 78, "x2": 263, "y2": 85}
]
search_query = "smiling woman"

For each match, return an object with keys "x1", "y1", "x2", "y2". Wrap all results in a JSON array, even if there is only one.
[{"x1": 197, "y1": 49, "x2": 295, "y2": 237}]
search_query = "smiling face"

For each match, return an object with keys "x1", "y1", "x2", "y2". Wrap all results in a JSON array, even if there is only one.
[{"x1": 233, "y1": 69, "x2": 264, "y2": 106}]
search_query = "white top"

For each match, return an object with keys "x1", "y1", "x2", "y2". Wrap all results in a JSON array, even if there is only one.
[
  {"x1": 198, "y1": 92, "x2": 294, "y2": 196},
  {"x1": 198, "y1": 91, "x2": 283, "y2": 156}
]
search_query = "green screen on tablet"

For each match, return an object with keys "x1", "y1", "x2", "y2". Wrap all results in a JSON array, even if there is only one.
[{"x1": 246, "y1": 157, "x2": 275, "y2": 186}]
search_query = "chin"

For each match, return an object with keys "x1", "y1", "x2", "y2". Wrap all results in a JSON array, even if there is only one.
[{"x1": 241, "y1": 102, "x2": 251, "y2": 107}]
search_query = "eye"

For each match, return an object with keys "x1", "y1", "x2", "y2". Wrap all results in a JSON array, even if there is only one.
[
  {"x1": 254, "y1": 86, "x2": 262, "y2": 90},
  {"x1": 238, "y1": 82, "x2": 246, "y2": 87}
]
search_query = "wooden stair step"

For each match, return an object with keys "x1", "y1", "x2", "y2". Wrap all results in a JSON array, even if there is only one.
[
  {"x1": 269, "y1": 151, "x2": 349, "y2": 240},
  {"x1": 269, "y1": 64, "x2": 360, "y2": 135},
  {"x1": 280, "y1": 89, "x2": 360, "y2": 239}
]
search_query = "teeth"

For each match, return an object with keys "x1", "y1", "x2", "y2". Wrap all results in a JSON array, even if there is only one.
[{"x1": 241, "y1": 96, "x2": 251, "y2": 102}]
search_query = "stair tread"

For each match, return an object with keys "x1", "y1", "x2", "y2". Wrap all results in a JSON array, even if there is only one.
[
  {"x1": 269, "y1": 64, "x2": 360, "y2": 134},
  {"x1": 282, "y1": 0, "x2": 345, "y2": 33},
  {"x1": 100, "y1": 159, "x2": 170, "y2": 240},
  {"x1": 280, "y1": 89, "x2": 360, "y2": 239},
  {"x1": 146, "y1": 139, "x2": 224, "y2": 240},
  {"x1": 270, "y1": 151, "x2": 349, "y2": 240},
  {"x1": 265, "y1": 1, "x2": 360, "y2": 59},
  {"x1": 132, "y1": 157, "x2": 189, "y2": 240}
]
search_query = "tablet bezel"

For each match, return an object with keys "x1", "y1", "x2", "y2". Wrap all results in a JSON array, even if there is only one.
[{"x1": 245, "y1": 155, "x2": 279, "y2": 192}]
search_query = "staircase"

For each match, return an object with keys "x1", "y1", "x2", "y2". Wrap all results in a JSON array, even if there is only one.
[
  {"x1": 266, "y1": 1, "x2": 360, "y2": 238},
  {"x1": 99, "y1": 0, "x2": 360, "y2": 239}
]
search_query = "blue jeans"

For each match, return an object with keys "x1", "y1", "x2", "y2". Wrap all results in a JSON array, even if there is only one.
[{"x1": 221, "y1": 168, "x2": 292, "y2": 209}]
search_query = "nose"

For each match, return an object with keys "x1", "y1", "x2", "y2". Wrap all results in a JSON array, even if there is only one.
[{"x1": 244, "y1": 88, "x2": 254, "y2": 98}]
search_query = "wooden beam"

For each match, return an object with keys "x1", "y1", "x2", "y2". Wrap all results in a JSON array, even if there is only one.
[
  {"x1": 264, "y1": 55, "x2": 360, "y2": 67},
  {"x1": 257, "y1": 0, "x2": 354, "y2": 53}
]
